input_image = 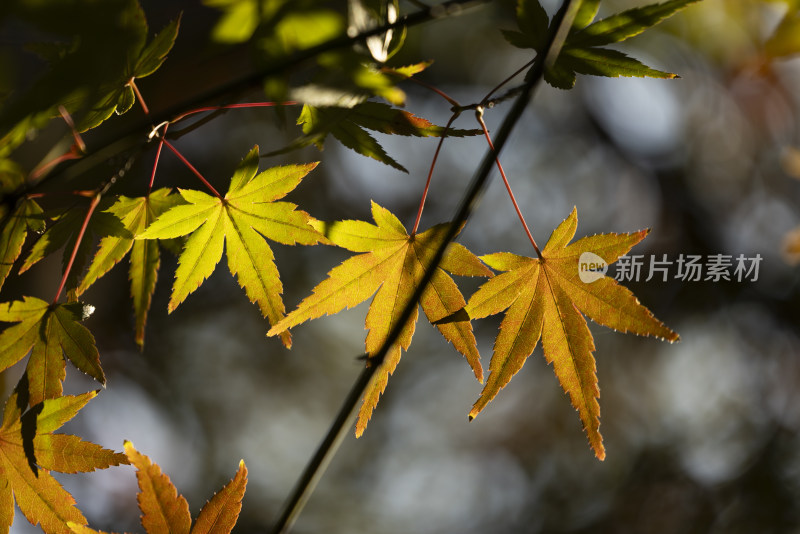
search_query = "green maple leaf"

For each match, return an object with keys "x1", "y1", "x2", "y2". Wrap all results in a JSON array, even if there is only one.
[
  {"x1": 77, "y1": 189, "x2": 183, "y2": 348},
  {"x1": 0, "y1": 388, "x2": 128, "y2": 534},
  {"x1": 464, "y1": 208, "x2": 678, "y2": 459},
  {"x1": 268, "y1": 102, "x2": 482, "y2": 172},
  {"x1": 503, "y1": 0, "x2": 700, "y2": 89},
  {"x1": 18, "y1": 200, "x2": 131, "y2": 297},
  {"x1": 69, "y1": 441, "x2": 246, "y2": 534},
  {"x1": 267, "y1": 201, "x2": 492, "y2": 435},
  {"x1": 0, "y1": 0, "x2": 180, "y2": 139},
  {"x1": 137, "y1": 146, "x2": 326, "y2": 347},
  {"x1": 0, "y1": 297, "x2": 104, "y2": 406},
  {"x1": 0, "y1": 162, "x2": 45, "y2": 291},
  {"x1": 76, "y1": 11, "x2": 182, "y2": 131}
]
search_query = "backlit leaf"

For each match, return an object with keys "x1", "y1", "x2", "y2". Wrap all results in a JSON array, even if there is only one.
[
  {"x1": 0, "y1": 388, "x2": 127, "y2": 534},
  {"x1": 125, "y1": 442, "x2": 191, "y2": 534},
  {"x1": 20, "y1": 201, "x2": 131, "y2": 295},
  {"x1": 76, "y1": 12, "x2": 182, "y2": 131},
  {"x1": 77, "y1": 189, "x2": 182, "y2": 348},
  {"x1": 465, "y1": 208, "x2": 678, "y2": 459},
  {"x1": 0, "y1": 196, "x2": 44, "y2": 292},
  {"x1": 562, "y1": 47, "x2": 676, "y2": 80},
  {"x1": 383, "y1": 61, "x2": 433, "y2": 79},
  {"x1": 268, "y1": 201, "x2": 492, "y2": 435},
  {"x1": 505, "y1": 0, "x2": 699, "y2": 88},
  {"x1": 0, "y1": 297, "x2": 104, "y2": 406},
  {"x1": 78, "y1": 442, "x2": 247, "y2": 534},
  {"x1": 204, "y1": 0, "x2": 260, "y2": 43},
  {"x1": 134, "y1": 15, "x2": 182, "y2": 78},
  {"x1": 192, "y1": 460, "x2": 247, "y2": 534},
  {"x1": 270, "y1": 103, "x2": 481, "y2": 172},
  {"x1": 0, "y1": 0, "x2": 150, "y2": 136},
  {"x1": 568, "y1": 0, "x2": 701, "y2": 48},
  {"x1": 138, "y1": 146, "x2": 326, "y2": 347}
]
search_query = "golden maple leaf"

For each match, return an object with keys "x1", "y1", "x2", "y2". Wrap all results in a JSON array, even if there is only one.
[
  {"x1": 268, "y1": 201, "x2": 492, "y2": 435},
  {"x1": 465, "y1": 207, "x2": 678, "y2": 459}
]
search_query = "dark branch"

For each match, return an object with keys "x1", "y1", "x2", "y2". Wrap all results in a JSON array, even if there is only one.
[{"x1": 267, "y1": 0, "x2": 581, "y2": 532}]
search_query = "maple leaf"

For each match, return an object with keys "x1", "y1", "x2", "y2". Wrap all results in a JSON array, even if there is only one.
[
  {"x1": 0, "y1": 387, "x2": 128, "y2": 534},
  {"x1": 0, "y1": 0, "x2": 181, "y2": 138},
  {"x1": 70, "y1": 441, "x2": 247, "y2": 534},
  {"x1": 0, "y1": 297, "x2": 104, "y2": 406},
  {"x1": 137, "y1": 146, "x2": 326, "y2": 347},
  {"x1": 77, "y1": 11, "x2": 182, "y2": 131},
  {"x1": 19, "y1": 200, "x2": 131, "y2": 297},
  {"x1": 77, "y1": 189, "x2": 183, "y2": 348},
  {"x1": 503, "y1": 0, "x2": 699, "y2": 89},
  {"x1": 267, "y1": 201, "x2": 492, "y2": 435},
  {"x1": 268, "y1": 102, "x2": 482, "y2": 172},
  {"x1": 0, "y1": 161, "x2": 45, "y2": 291},
  {"x1": 465, "y1": 208, "x2": 678, "y2": 459}
]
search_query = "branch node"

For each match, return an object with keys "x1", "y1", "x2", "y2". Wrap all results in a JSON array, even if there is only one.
[{"x1": 148, "y1": 122, "x2": 169, "y2": 141}]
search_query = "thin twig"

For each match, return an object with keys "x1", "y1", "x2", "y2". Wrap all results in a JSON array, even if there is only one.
[
  {"x1": 481, "y1": 58, "x2": 535, "y2": 107},
  {"x1": 148, "y1": 123, "x2": 168, "y2": 191},
  {"x1": 268, "y1": 0, "x2": 580, "y2": 532},
  {"x1": 52, "y1": 194, "x2": 101, "y2": 304},
  {"x1": 475, "y1": 108, "x2": 541, "y2": 257},
  {"x1": 130, "y1": 78, "x2": 150, "y2": 116},
  {"x1": 411, "y1": 112, "x2": 459, "y2": 235},
  {"x1": 28, "y1": 107, "x2": 86, "y2": 182},
  {"x1": 162, "y1": 139, "x2": 222, "y2": 198},
  {"x1": 170, "y1": 101, "x2": 297, "y2": 123},
  {"x1": 166, "y1": 102, "x2": 298, "y2": 141},
  {"x1": 407, "y1": 77, "x2": 460, "y2": 108}
]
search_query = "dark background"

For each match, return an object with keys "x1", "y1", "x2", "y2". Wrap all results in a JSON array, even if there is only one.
[{"x1": 3, "y1": 0, "x2": 800, "y2": 532}]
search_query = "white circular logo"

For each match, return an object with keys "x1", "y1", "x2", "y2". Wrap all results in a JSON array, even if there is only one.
[{"x1": 578, "y1": 252, "x2": 608, "y2": 283}]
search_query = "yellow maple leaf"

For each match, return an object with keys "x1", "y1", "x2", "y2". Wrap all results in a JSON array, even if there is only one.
[
  {"x1": 268, "y1": 201, "x2": 492, "y2": 435},
  {"x1": 465, "y1": 207, "x2": 678, "y2": 459}
]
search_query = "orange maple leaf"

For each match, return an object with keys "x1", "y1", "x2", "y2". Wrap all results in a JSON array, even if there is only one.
[
  {"x1": 465, "y1": 207, "x2": 678, "y2": 459},
  {"x1": 70, "y1": 441, "x2": 247, "y2": 534},
  {"x1": 268, "y1": 201, "x2": 492, "y2": 435},
  {"x1": 0, "y1": 388, "x2": 127, "y2": 534}
]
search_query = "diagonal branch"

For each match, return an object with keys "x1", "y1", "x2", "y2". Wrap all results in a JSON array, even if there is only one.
[{"x1": 268, "y1": 0, "x2": 582, "y2": 532}]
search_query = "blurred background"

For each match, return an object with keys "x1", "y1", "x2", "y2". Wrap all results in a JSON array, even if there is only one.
[{"x1": 3, "y1": 0, "x2": 800, "y2": 532}]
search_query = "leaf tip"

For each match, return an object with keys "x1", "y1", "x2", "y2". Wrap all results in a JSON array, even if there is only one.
[
  {"x1": 265, "y1": 325, "x2": 282, "y2": 337},
  {"x1": 666, "y1": 331, "x2": 680, "y2": 343},
  {"x1": 280, "y1": 331, "x2": 292, "y2": 349}
]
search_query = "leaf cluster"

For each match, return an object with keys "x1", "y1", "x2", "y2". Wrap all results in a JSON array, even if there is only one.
[
  {"x1": 503, "y1": 0, "x2": 700, "y2": 88},
  {"x1": 70, "y1": 442, "x2": 247, "y2": 534},
  {"x1": 0, "y1": 0, "x2": 705, "y2": 530}
]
